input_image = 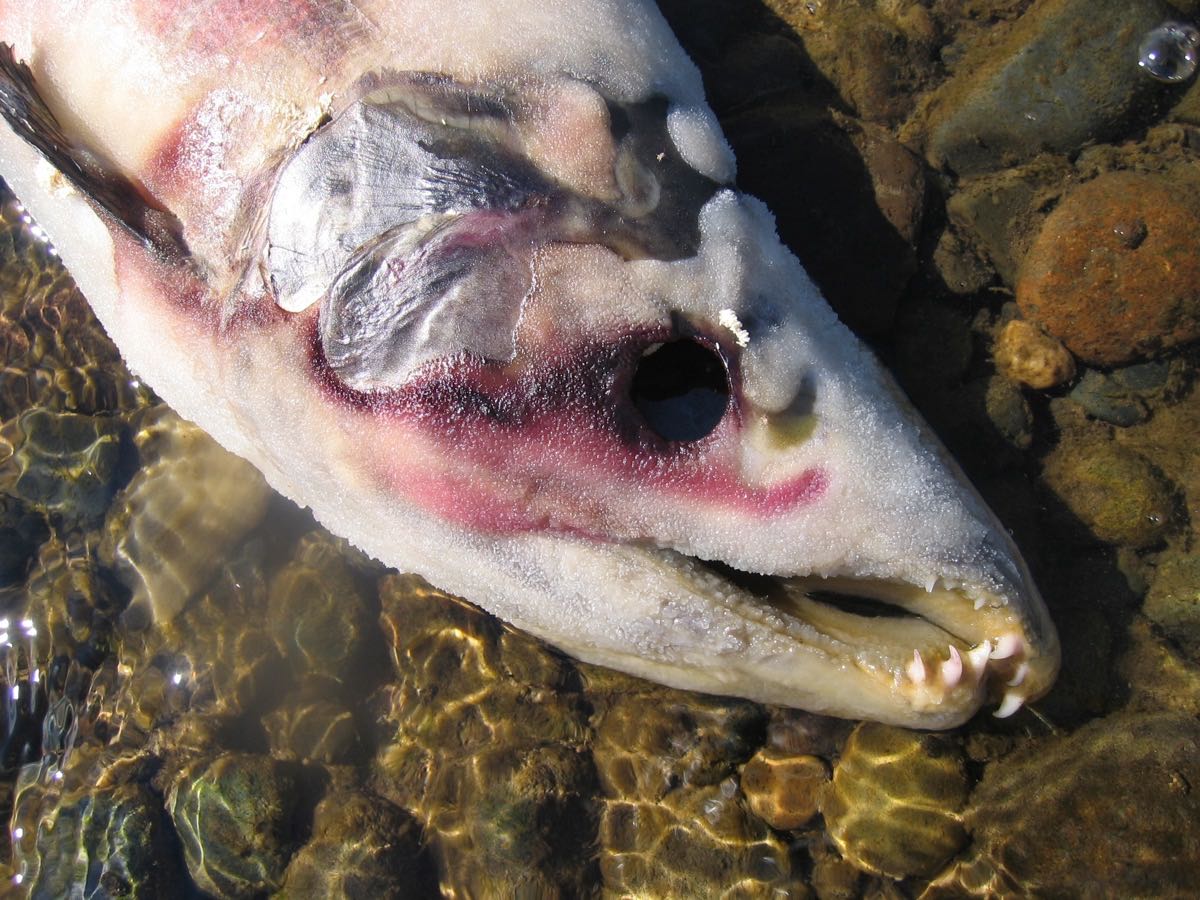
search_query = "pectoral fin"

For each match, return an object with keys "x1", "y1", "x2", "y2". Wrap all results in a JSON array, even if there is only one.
[{"x1": 0, "y1": 42, "x2": 189, "y2": 262}]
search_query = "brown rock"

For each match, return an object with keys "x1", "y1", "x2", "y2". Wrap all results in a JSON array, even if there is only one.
[
  {"x1": 740, "y1": 749, "x2": 829, "y2": 830},
  {"x1": 927, "y1": 713, "x2": 1200, "y2": 897},
  {"x1": 1017, "y1": 172, "x2": 1200, "y2": 365},
  {"x1": 994, "y1": 319, "x2": 1076, "y2": 390},
  {"x1": 823, "y1": 723, "x2": 969, "y2": 880},
  {"x1": 1042, "y1": 437, "x2": 1177, "y2": 548}
]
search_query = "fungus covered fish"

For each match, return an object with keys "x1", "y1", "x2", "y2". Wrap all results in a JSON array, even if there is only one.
[{"x1": 0, "y1": 0, "x2": 1058, "y2": 728}]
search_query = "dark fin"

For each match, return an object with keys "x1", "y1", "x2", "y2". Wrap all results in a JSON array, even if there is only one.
[{"x1": 0, "y1": 42, "x2": 190, "y2": 262}]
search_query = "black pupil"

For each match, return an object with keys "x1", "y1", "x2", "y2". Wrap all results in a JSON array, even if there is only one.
[{"x1": 631, "y1": 339, "x2": 729, "y2": 442}]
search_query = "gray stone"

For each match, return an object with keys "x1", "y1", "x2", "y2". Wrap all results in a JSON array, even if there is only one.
[
  {"x1": 945, "y1": 159, "x2": 1070, "y2": 285},
  {"x1": 925, "y1": 0, "x2": 1180, "y2": 175},
  {"x1": 1070, "y1": 369, "x2": 1151, "y2": 426},
  {"x1": 1069, "y1": 361, "x2": 1175, "y2": 427}
]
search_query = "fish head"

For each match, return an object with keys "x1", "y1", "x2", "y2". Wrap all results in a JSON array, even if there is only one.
[
  {"x1": 0, "y1": 40, "x2": 1058, "y2": 728},
  {"x1": 257, "y1": 74, "x2": 1059, "y2": 728}
]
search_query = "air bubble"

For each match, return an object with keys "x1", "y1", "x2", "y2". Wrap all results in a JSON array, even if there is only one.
[{"x1": 1138, "y1": 22, "x2": 1200, "y2": 83}]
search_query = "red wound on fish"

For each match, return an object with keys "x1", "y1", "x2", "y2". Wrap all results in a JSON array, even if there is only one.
[{"x1": 307, "y1": 322, "x2": 827, "y2": 536}]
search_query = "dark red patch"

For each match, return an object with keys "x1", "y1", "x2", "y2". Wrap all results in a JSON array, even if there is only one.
[
  {"x1": 307, "y1": 321, "x2": 828, "y2": 537},
  {"x1": 111, "y1": 225, "x2": 288, "y2": 334}
]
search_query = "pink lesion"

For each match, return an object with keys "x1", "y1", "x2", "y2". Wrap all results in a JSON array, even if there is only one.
[
  {"x1": 316, "y1": 332, "x2": 829, "y2": 538},
  {"x1": 131, "y1": 0, "x2": 372, "y2": 60}
]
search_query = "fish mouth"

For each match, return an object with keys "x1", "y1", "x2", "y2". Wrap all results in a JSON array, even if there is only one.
[{"x1": 626, "y1": 548, "x2": 1059, "y2": 728}]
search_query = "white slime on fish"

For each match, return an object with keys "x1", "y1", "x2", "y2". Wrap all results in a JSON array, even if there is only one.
[{"x1": 0, "y1": 0, "x2": 1059, "y2": 727}]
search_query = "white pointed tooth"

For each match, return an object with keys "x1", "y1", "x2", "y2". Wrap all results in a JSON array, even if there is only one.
[
  {"x1": 994, "y1": 692, "x2": 1025, "y2": 719},
  {"x1": 925, "y1": 576, "x2": 937, "y2": 593},
  {"x1": 973, "y1": 596, "x2": 986, "y2": 610},
  {"x1": 990, "y1": 634, "x2": 1022, "y2": 660},
  {"x1": 940, "y1": 646, "x2": 963, "y2": 688},
  {"x1": 967, "y1": 640, "x2": 992, "y2": 672},
  {"x1": 907, "y1": 649, "x2": 927, "y2": 685},
  {"x1": 1007, "y1": 662, "x2": 1029, "y2": 687}
]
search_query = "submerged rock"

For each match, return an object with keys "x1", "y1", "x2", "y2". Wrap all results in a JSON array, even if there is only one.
[
  {"x1": 280, "y1": 790, "x2": 435, "y2": 898},
  {"x1": 761, "y1": 0, "x2": 938, "y2": 125},
  {"x1": 267, "y1": 531, "x2": 379, "y2": 682},
  {"x1": 1017, "y1": 171, "x2": 1200, "y2": 366},
  {"x1": 823, "y1": 723, "x2": 969, "y2": 880},
  {"x1": 168, "y1": 752, "x2": 304, "y2": 898},
  {"x1": 0, "y1": 494, "x2": 46, "y2": 589},
  {"x1": 944, "y1": 158, "x2": 1072, "y2": 287},
  {"x1": 0, "y1": 191, "x2": 150, "y2": 421},
  {"x1": 373, "y1": 575, "x2": 598, "y2": 898},
  {"x1": 739, "y1": 746, "x2": 829, "y2": 831},
  {"x1": 923, "y1": 0, "x2": 1179, "y2": 175},
  {"x1": 1, "y1": 408, "x2": 124, "y2": 524},
  {"x1": 1071, "y1": 369, "x2": 1153, "y2": 427},
  {"x1": 993, "y1": 319, "x2": 1076, "y2": 390},
  {"x1": 927, "y1": 713, "x2": 1200, "y2": 896},
  {"x1": 1142, "y1": 554, "x2": 1200, "y2": 663},
  {"x1": 11, "y1": 765, "x2": 184, "y2": 899},
  {"x1": 588, "y1": 679, "x2": 800, "y2": 895},
  {"x1": 1042, "y1": 437, "x2": 1177, "y2": 547},
  {"x1": 100, "y1": 408, "x2": 271, "y2": 626},
  {"x1": 264, "y1": 688, "x2": 360, "y2": 766},
  {"x1": 1068, "y1": 360, "x2": 1182, "y2": 427}
]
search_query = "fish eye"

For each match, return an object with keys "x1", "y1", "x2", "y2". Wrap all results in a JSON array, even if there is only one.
[{"x1": 631, "y1": 338, "x2": 730, "y2": 442}]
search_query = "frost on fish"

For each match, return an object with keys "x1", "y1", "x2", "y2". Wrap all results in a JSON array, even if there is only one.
[{"x1": 0, "y1": 0, "x2": 1058, "y2": 728}]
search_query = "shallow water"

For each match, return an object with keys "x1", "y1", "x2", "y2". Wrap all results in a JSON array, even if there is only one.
[{"x1": 3, "y1": 1, "x2": 1200, "y2": 897}]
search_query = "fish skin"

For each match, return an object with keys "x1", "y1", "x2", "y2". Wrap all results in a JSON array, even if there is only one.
[{"x1": 0, "y1": 0, "x2": 1059, "y2": 727}]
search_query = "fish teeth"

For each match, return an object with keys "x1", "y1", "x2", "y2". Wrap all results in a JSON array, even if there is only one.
[
  {"x1": 966, "y1": 640, "x2": 992, "y2": 672},
  {"x1": 907, "y1": 649, "x2": 927, "y2": 685},
  {"x1": 989, "y1": 634, "x2": 1022, "y2": 660},
  {"x1": 940, "y1": 646, "x2": 963, "y2": 688},
  {"x1": 994, "y1": 691, "x2": 1025, "y2": 719},
  {"x1": 1007, "y1": 662, "x2": 1030, "y2": 687}
]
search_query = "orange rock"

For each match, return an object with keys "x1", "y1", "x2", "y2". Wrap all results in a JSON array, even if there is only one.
[
  {"x1": 1016, "y1": 172, "x2": 1200, "y2": 366},
  {"x1": 739, "y1": 748, "x2": 829, "y2": 831},
  {"x1": 994, "y1": 318, "x2": 1076, "y2": 390}
]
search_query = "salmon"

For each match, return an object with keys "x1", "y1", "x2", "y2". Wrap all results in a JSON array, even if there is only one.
[{"x1": 0, "y1": 0, "x2": 1058, "y2": 727}]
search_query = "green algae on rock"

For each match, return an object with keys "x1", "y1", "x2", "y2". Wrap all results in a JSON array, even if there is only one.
[
  {"x1": 927, "y1": 713, "x2": 1200, "y2": 897},
  {"x1": 823, "y1": 723, "x2": 969, "y2": 880},
  {"x1": 1042, "y1": 437, "x2": 1178, "y2": 548},
  {"x1": 279, "y1": 790, "x2": 436, "y2": 899},
  {"x1": 167, "y1": 752, "x2": 305, "y2": 898}
]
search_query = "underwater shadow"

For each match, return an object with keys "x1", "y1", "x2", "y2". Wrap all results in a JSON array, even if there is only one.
[{"x1": 655, "y1": 0, "x2": 921, "y2": 339}]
